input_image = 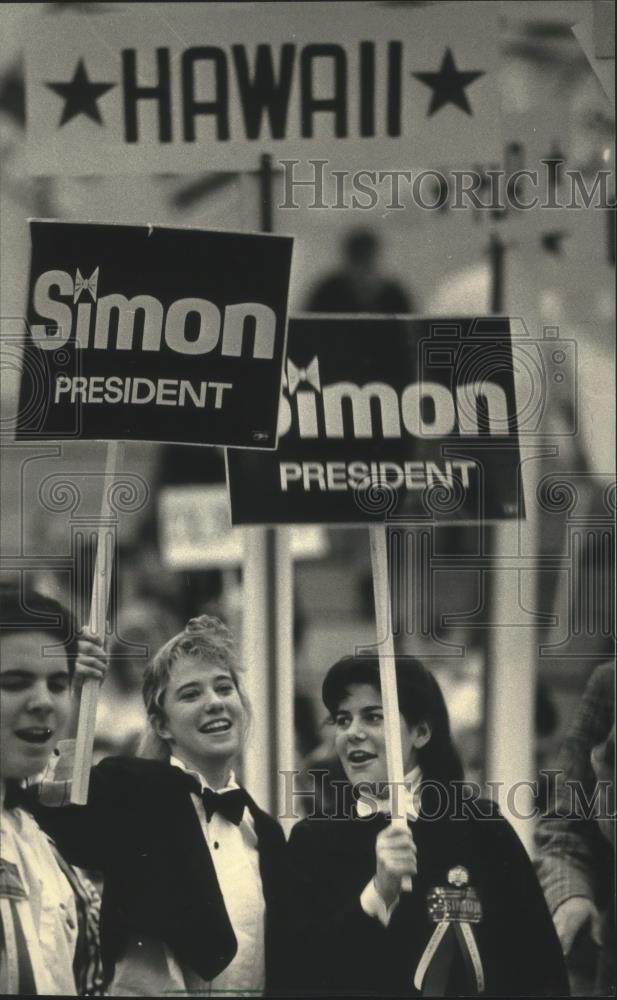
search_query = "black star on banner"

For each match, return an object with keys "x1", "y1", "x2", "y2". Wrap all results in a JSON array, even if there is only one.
[
  {"x1": 413, "y1": 48, "x2": 484, "y2": 117},
  {"x1": 46, "y1": 59, "x2": 115, "y2": 126}
]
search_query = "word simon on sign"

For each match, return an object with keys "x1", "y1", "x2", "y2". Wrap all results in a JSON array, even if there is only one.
[
  {"x1": 226, "y1": 316, "x2": 524, "y2": 523},
  {"x1": 17, "y1": 220, "x2": 293, "y2": 448}
]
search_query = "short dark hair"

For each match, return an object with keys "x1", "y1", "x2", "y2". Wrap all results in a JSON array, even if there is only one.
[
  {"x1": 322, "y1": 654, "x2": 464, "y2": 784},
  {"x1": 0, "y1": 587, "x2": 78, "y2": 678}
]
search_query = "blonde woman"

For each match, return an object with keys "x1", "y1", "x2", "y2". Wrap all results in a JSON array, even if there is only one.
[{"x1": 34, "y1": 614, "x2": 289, "y2": 997}]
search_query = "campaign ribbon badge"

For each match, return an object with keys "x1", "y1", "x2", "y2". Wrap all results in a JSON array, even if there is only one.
[{"x1": 415, "y1": 866, "x2": 485, "y2": 995}]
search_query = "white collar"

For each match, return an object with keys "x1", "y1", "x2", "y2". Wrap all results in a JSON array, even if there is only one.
[
  {"x1": 355, "y1": 766, "x2": 423, "y2": 821},
  {"x1": 169, "y1": 755, "x2": 239, "y2": 794}
]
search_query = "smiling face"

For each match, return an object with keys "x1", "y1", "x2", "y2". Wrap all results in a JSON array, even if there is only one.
[
  {"x1": 155, "y1": 654, "x2": 246, "y2": 779},
  {"x1": 333, "y1": 683, "x2": 429, "y2": 790},
  {"x1": 0, "y1": 631, "x2": 71, "y2": 781}
]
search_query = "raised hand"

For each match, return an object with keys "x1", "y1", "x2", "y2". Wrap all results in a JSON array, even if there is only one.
[
  {"x1": 553, "y1": 896, "x2": 602, "y2": 954},
  {"x1": 374, "y1": 823, "x2": 417, "y2": 907},
  {"x1": 74, "y1": 628, "x2": 109, "y2": 687}
]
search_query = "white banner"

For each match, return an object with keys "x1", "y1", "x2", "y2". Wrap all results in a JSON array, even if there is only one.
[{"x1": 25, "y1": 2, "x2": 499, "y2": 175}]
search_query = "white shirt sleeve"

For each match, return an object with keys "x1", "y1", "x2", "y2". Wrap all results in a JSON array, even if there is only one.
[{"x1": 360, "y1": 878, "x2": 399, "y2": 927}]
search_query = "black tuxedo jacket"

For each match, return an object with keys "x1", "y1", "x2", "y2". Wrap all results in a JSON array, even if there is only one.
[
  {"x1": 287, "y1": 798, "x2": 570, "y2": 997},
  {"x1": 33, "y1": 756, "x2": 289, "y2": 990}
]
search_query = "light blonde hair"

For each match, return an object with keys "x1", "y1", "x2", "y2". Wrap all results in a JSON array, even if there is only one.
[{"x1": 137, "y1": 614, "x2": 250, "y2": 759}]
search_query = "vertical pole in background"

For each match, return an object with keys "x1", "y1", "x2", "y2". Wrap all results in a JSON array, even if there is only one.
[
  {"x1": 485, "y1": 240, "x2": 536, "y2": 853},
  {"x1": 369, "y1": 524, "x2": 412, "y2": 890},
  {"x1": 607, "y1": 203, "x2": 615, "y2": 266},
  {"x1": 242, "y1": 154, "x2": 295, "y2": 817},
  {"x1": 242, "y1": 528, "x2": 273, "y2": 809},
  {"x1": 274, "y1": 527, "x2": 295, "y2": 832},
  {"x1": 71, "y1": 440, "x2": 123, "y2": 804},
  {"x1": 485, "y1": 519, "x2": 536, "y2": 853},
  {"x1": 259, "y1": 152, "x2": 274, "y2": 234},
  {"x1": 488, "y1": 232, "x2": 506, "y2": 315}
]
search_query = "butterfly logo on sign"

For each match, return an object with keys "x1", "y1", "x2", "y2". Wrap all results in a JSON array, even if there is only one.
[
  {"x1": 279, "y1": 356, "x2": 323, "y2": 438},
  {"x1": 286, "y1": 357, "x2": 321, "y2": 395},
  {"x1": 73, "y1": 267, "x2": 99, "y2": 303}
]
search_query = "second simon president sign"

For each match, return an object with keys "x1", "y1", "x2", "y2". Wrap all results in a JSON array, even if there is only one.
[{"x1": 227, "y1": 316, "x2": 524, "y2": 524}]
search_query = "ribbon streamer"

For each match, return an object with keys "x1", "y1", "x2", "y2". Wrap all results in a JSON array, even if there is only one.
[
  {"x1": 457, "y1": 920, "x2": 485, "y2": 993},
  {"x1": 414, "y1": 920, "x2": 485, "y2": 995},
  {"x1": 414, "y1": 920, "x2": 450, "y2": 992}
]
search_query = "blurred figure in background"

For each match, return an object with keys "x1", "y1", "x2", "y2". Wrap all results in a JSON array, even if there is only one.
[
  {"x1": 306, "y1": 228, "x2": 416, "y2": 588},
  {"x1": 93, "y1": 599, "x2": 181, "y2": 762},
  {"x1": 535, "y1": 662, "x2": 615, "y2": 996},
  {"x1": 306, "y1": 227, "x2": 415, "y2": 314},
  {"x1": 534, "y1": 679, "x2": 561, "y2": 814},
  {"x1": 590, "y1": 720, "x2": 615, "y2": 854}
]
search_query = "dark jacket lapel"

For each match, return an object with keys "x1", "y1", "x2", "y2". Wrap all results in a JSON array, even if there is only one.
[
  {"x1": 113, "y1": 759, "x2": 237, "y2": 982},
  {"x1": 245, "y1": 794, "x2": 285, "y2": 891},
  {"x1": 244, "y1": 793, "x2": 290, "y2": 993}
]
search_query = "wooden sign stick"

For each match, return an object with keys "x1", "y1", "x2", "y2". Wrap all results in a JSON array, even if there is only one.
[
  {"x1": 369, "y1": 523, "x2": 412, "y2": 891},
  {"x1": 71, "y1": 440, "x2": 123, "y2": 804}
]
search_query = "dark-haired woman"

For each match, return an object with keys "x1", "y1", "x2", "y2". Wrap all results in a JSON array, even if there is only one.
[{"x1": 288, "y1": 655, "x2": 569, "y2": 997}]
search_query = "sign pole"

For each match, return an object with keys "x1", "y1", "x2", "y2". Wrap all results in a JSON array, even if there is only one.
[
  {"x1": 259, "y1": 152, "x2": 274, "y2": 233},
  {"x1": 487, "y1": 231, "x2": 506, "y2": 314},
  {"x1": 369, "y1": 523, "x2": 412, "y2": 890},
  {"x1": 243, "y1": 153, "x2": 295, "y2": 815},
  {"x1": 260, "y1": 155, "x2": 297, "y2": 820},
  {"x1": 274, "y1": 526, "x2": 295, "y2": 832},
  {"x1": 484, "y1": 237, "x2": 536, "y2": 852},
  {"x1": 71, "y1": 440, "x2": 123, "y2": 804}
]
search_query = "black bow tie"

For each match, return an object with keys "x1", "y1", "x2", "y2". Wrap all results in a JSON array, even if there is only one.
[{"x1": 185, "y1": 778, "x2": 248, "y2": 825}]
